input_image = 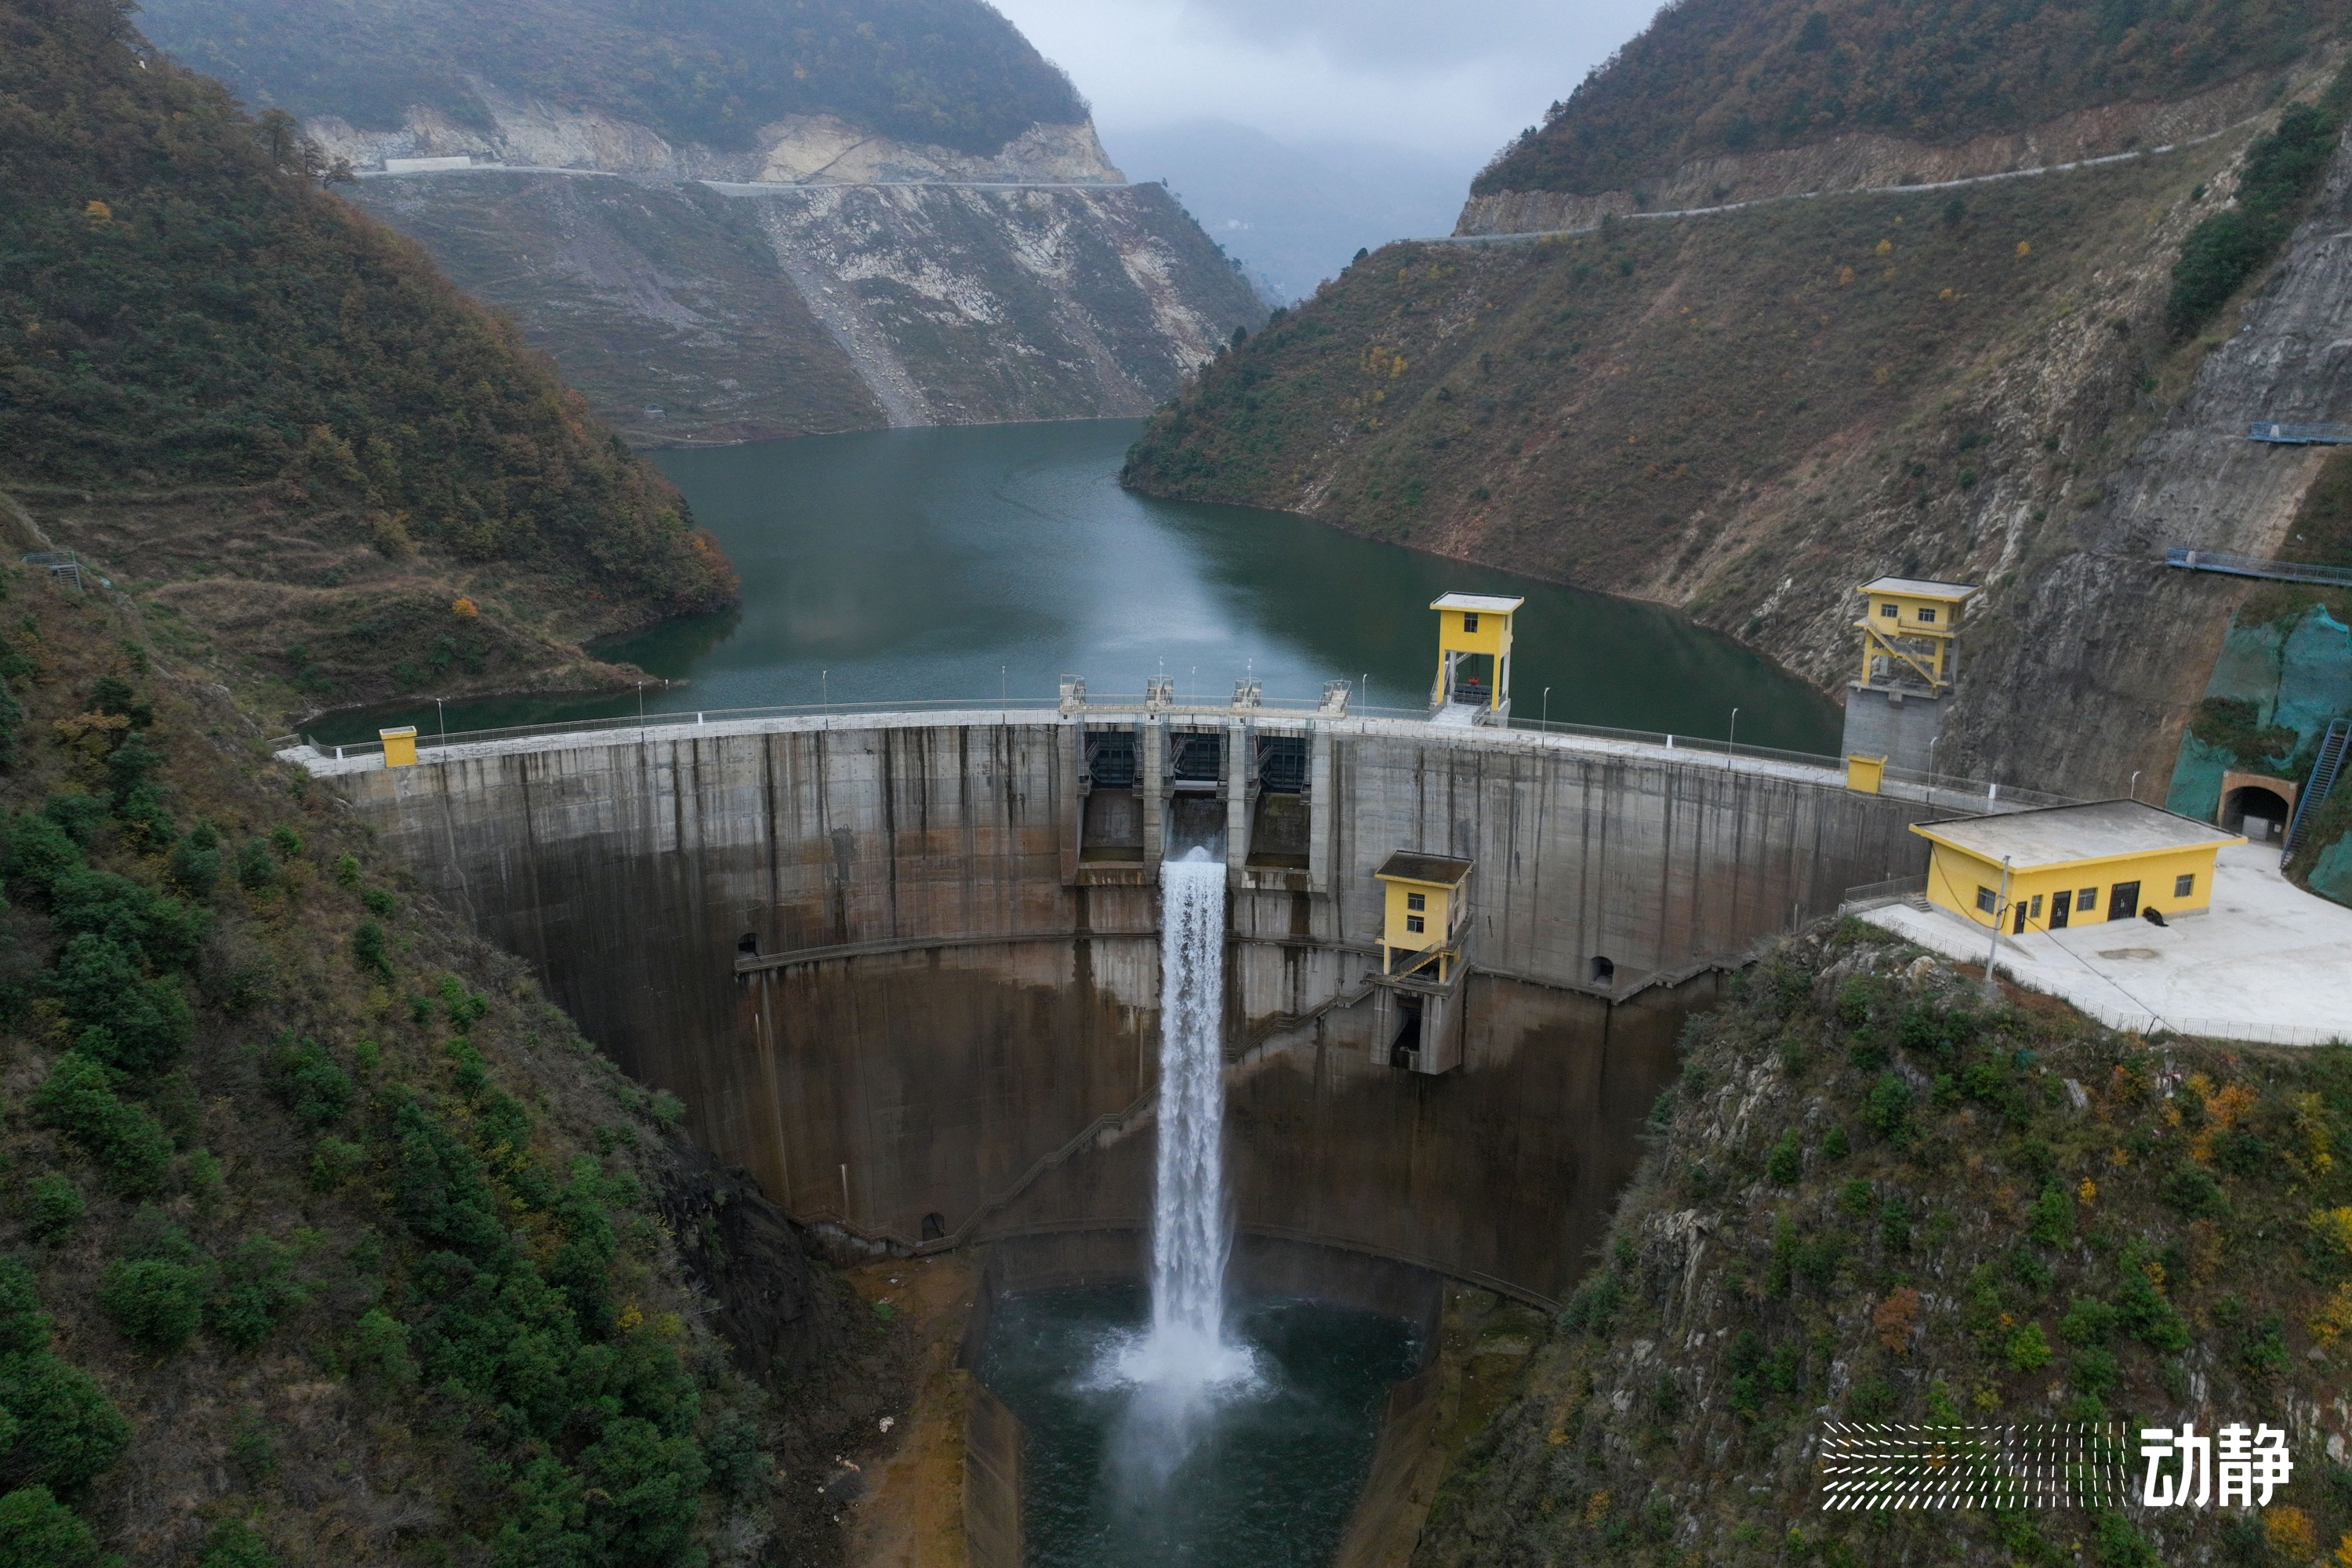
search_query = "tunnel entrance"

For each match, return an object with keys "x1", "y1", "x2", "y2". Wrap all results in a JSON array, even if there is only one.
[{"x1": 2222, "y1": 782, "x2": 2292, "y2": 843}]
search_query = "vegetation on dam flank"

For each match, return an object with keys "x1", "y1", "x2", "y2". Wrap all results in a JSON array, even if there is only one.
[
  {"x1": 1415, "y1": 924, "x2": 2352, "y2": 1568},
  {"x1": 0, "y1": 0, "x2": 737, "y2": 717}
]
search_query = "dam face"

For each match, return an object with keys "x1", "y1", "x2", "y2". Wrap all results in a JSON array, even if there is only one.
[{"x1": 314, "y1": 709, "x2": 1937, "y2": 1305}]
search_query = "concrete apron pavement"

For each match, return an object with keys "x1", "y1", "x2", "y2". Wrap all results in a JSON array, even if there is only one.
[{"x1": 1862, "y1": 844, "x2": 2352, "y2": 1044}]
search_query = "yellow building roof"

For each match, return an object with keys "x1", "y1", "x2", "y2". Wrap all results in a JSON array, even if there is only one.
[
  {"x1": 1429, "y1": 593, "x2": 1523, "y2": 614},
  {"x1": 1374, "y1": 851, "x2": 1475, "y2": 886},
  {"x1": 1911, "y1": 800, "x2": 2241, "y2": 869},
  {"x1": 1859, "y1": 575, "x2": 1978, "y2": 601}
]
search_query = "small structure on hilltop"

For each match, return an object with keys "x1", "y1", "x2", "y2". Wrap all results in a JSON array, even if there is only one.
[
  {"x1": 1911, "y1": 800, "x2": 2241, "y2": 935},
  {"x1": 1842, "y1": 575, "x2": 1977, "y2": 778},
  {"x1": 1371, "y1": 851, "x2": 1475, "y2": 1075},
  {"x1": 1428, "y1": 593, "x2": 1521, "y2": 726}
]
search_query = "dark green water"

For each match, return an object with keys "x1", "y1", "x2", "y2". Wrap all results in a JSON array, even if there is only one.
[
  {"x1": 304, "y1": 420, "x2": 1838, "y2": 749},
  {"x1": 976, "y1": 1287, "x2": 1421, "y2": 1568}
]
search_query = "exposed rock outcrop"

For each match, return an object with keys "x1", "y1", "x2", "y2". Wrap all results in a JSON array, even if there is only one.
[{"x1": 309, "y1": 82, "x2": 1123, "y2": 185}]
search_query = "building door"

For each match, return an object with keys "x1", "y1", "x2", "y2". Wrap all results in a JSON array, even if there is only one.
[
  {"x1": 2107, "y1": 881, "x2": 2140, "y2": 920},
  {"x1": 2050, "y1": 890, "x2": 2071, "y2": 930}
]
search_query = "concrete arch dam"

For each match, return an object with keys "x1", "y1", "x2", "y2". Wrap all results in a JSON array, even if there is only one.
[{"x1": 300, "y1": 708, "x2": 1939, "y2": 1306}]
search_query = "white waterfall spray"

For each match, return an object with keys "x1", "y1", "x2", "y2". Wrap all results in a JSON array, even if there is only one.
[
  {"x1": 1147, "y1": 849, "x2": 1233, "y2": 1359},
  {"x1": 1096, "y1": 847, "x2": 1256, "y2": 1475}
]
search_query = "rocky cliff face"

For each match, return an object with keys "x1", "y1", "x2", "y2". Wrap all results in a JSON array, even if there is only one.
[
  {"x1": 306, "y1": 82, "x2": 1125, "y2": 186},
  {"x1": 345, "y1": 169, "x2": 1261, "y2": 440}
]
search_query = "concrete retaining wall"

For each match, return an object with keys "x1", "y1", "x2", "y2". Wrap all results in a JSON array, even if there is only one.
[{"x1": 318, "y1": 711, "x2": 1938, "y2": 1303}]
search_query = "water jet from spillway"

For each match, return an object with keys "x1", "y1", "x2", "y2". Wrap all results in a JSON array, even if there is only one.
[{"x1": 1094, "y1": 848, "x2": 1258, "y2": 1479}]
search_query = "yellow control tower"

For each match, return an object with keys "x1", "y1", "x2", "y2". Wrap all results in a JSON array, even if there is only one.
[
  {"x1": 1856, "y1": 576, "x2": 1975, "y2": 692},
  {"x1": 1842, "y1": 576, "x2": 1976, "y2": 775},
  {"x1": 1428, "y1": 593, "x2": 1522, "y2": 725}
]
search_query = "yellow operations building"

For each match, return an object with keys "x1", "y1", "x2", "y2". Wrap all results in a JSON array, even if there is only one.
[
  {"x1": 1911, "y1": 800, "x2": 2241, "y2": 935},
  {"x1": 1428, "y1": 593, "x2": 1521, "y2": 722},
  {"x1": 1373, "y1": 851, "x2": 1474, "y2": 980}
]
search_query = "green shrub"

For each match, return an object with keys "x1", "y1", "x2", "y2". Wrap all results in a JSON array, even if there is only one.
[
  {"x1": 0, "y1": 1485, "x2": 112, "y2": 1567},
  {"x1": 1845, "y1": 1374, "x2": 1896, "y2": 1421},
  {"x1": 0, "y1": 1353, "x2": 132, "y2": 1494},
  {"x1": 1820, "y1": 1124, "x2": 1849, "y2": 1160},
  {"x1": 267, "y1": 1036, "x2": 352, "y2": 1129},
  {"x1": 267, "y1": 826, "x2": 303, "y2": 862},
  {"x1": 2070, "y1": 1345, "x2": 2118, "y2": 1396},
  {"x1": 0, "y1": 1261, "x2": 50, "y2": 1360},
  {"x1": 332, "y1": 852, "x2": 361, "y2": 890},
  {"x1": 350, "y1": 920, "x2": 391, "y2": 982},
  {"x1": 209, "y1": 1238, "x2": 305, "y2": 1351},
  {"x1": 1559, "y1": 1269, "x2": 1626, "y2": 1336},
  {"x1": 167, "y1": 825, "x2": 221, "y2": 901},
  {"x1": 361, "y1": 886, "x2": 396, "y2": 917},
  {"x1": 1879, "y1": 1198, "x2": 1912, "y2": 1254},
  {"x1": 1862, "y1": 1071, "x2": 1915, "y2": 1142},
  {"x1": 2114, "y1": 1265, "x2": 2190, "y2": 1353},
  {"x1": 28, "y1": 1054, "x2": 174, "y2": 1195},
  {"x1": 2026, "y1": 1181, "x2": 2073, "y2": 1247},
  {"x1": 2159, "y1": 1164, "x2": 2227, "y2": 1218},
  {"x1": 234, "y1": 840, "x2": 276, "y2": 893},
  {"x1": 348, "y1": 1307, "x2": 418, "y2": 1388},
  {"x1": 309, "y1": 1136, "x2": 366, "y2": 1191},
  {"x1": 19, "y1": 1175, "x2": 83, "y2": 1245},
  {"x1": 196, "y1": 1519, "x2": 275, "y2": 1568},
  {"x1": 51, "y1": 934, "x2": 195, "y2": 1075},
  {"x1": 98, "y1": 1259, "x2": 205, "y2": 1354},
  {"x1": 2056, "y1": 1295, "x2": 2116, "y2": 1345},
  {"x1": 1766, "y1": 1130, "x2": 1802, "y2": 1185},
  {"x1": 2004, "y1": 1321, "x2": 2053, "y2": 1372}
]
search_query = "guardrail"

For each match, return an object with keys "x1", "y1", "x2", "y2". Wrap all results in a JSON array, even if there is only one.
[
  {"x1": 1838, "y1": 873, "x2": 1927, "y2": 913},
  {"x1": 2161, "y1": 546, "x2": 2352, "y2": 588},
  {"x1": 286, "y1": 693, "x2": 2072, "y2": 816}
]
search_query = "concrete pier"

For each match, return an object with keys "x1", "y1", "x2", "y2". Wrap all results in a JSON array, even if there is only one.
[{"x1": 296, "y1": 707, "x2": 1943, "y2": 1305}]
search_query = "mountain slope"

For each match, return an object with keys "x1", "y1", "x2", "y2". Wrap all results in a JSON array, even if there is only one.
[
  {"x1": 134, "y1": 0, "x2": 1269, "y2": 441},
  {"x1": 0, "y1": 0, "x2": 736, "y2": 714},
  {"x1": 1123, "y1": 1, "x2": 2352, "y2": 803},
  {"x1": 136, "y1": 0, "x2": 1085, "y2": 156},
  {"x1": 1414, "y1": 924, "x2": 2352, "y2": 1566},
  {"x1": 1477, "y1": 0, "x2": 2345, "y2": 200}
]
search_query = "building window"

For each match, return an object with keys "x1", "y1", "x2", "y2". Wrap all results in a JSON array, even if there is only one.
[
  {"x1": 2028, "y1": 894, "x2": 2042, "y2": 919},
  {"x1": 1976, "y1": 886, "x2": 1997, "y2": 913},
  {"x1": 1405, "y1": 915, "x2": 1425, "y2": 934},
  {"x1": 2080, "y1": 887, "x2": 2097, "y2": 912},
  {"x1": 1918, "y1": 606, "x2": 1937, "y2": 623},
  {"x1": 1406, "y1": 891, "x2": 1426, "y2": 911},
  {"x1": 1880, "y1": 603, "x2": 1899, "y2": 618},
  {"x1": 2174, "y1": 873, "x2": 2194, "y2": 898},
  {"x1": 1463, "y1": 613, "x2": 1479, "y2": 633}
]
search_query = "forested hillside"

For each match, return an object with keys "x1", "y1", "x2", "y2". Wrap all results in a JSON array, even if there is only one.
[
  {"x1": 0, "y1": 0, "x2": 735, "y2": 713},
  {"x1": 1476, "y1": 0, "x2": 2347, "y2": 198},
  {"x1": 1414, "y1": 925, "x2": 2352, "y2": 1566},
  {"x1": 138, "y1": 0, "x2": 1087, "y2": 154}
]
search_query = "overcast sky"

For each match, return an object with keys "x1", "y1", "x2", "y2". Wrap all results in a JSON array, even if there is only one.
[{"x1": 990, "y1": 0, "x2": 1664, "y2": 163}]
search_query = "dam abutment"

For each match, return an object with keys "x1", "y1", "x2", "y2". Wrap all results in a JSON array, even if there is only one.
[{"x1": 304, "y1": 709, "x2": 1941, "y2": 1305}]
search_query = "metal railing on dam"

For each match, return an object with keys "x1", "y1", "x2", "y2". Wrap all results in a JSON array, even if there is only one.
[
  {"x1": 280, "y1": 691, "x2": 2066, "y2": 818},
  {"x1": 286, "y1": 699, "x2": 2049, "y2": 1304}
]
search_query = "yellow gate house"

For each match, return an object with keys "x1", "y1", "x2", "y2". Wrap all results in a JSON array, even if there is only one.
[{"x1": 1911, "y1": 800, "x2": 2242, "y2": 935}]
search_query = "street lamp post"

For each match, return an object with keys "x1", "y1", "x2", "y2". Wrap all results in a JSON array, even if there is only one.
[
  {"x1": 1727, "y1": 706, "x2": 1740, "y2": 766},
  {"x1": 1541, "y1": 686, "x2": 1551, "y2": 732}
]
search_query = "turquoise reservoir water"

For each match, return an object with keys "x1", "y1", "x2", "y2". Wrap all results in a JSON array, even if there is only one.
[
  {"x1": 975, "y1": 1287, "x2": 1421, "y2": 1568},
  {"x1": 305, "y1": 419, "x2": 1838, "y2": 749}
]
